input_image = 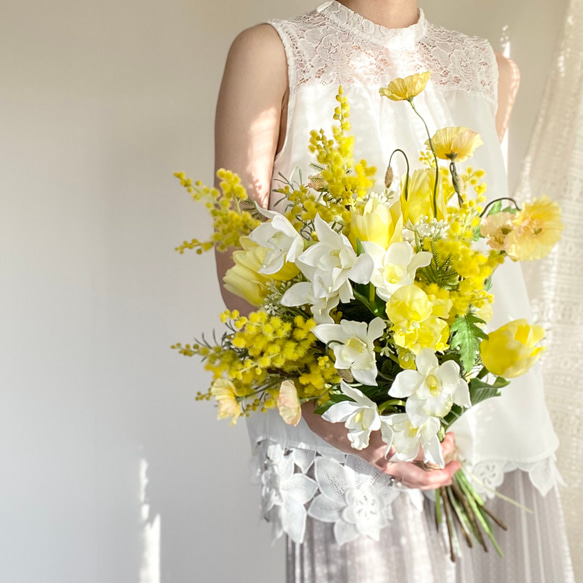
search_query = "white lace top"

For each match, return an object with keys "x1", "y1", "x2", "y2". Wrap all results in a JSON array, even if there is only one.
[{"x1": 247, "y1": 0, "x2": 562, "y2": 545}]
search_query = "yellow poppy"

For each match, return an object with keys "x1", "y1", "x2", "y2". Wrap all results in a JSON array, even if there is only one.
[
  {"x1": 379, "y1": 71, "x2": 431, "y2": 102},
  {"x1": 427, "y1": 127, "x2": 483, "y2": 162}
]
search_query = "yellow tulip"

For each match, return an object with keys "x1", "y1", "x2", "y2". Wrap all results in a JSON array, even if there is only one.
[
  {"x1": 379, "y1": 71, "x2": 431, "y2": 102},
  {"x1": 480, "y1": 319, "x2": 545, "y2": 378},
  {"x1": 210, "y1": 379, "x2": 241, "y2": 425},
  {"x1": 505, "y1": 195, "x2": 564, "y2": 261},
  {"x1": 277, "y1": 380, "x2": 302, "y2": 426},
  {"x1": 400, "y1": 168, "x2": 448, "y2": 222},
  {"x1": 349, "y1": 195, "x2": 402, "y2": 250},
  {"x1": 223, "y1": 237, "x2": 298, "y2": 306},
  {"x1": 427, "y1": 127, "x2": 483, "y2": 162}
]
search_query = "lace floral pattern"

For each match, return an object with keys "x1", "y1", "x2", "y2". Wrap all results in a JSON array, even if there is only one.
[
  {"x1": 251, "y1": 440, "x2": 559, "y2": 546},
  {"x1": 269, "y1": 1, "x2": 498, "y2": 105}
]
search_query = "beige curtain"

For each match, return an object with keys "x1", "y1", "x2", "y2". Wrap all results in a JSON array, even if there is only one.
[{"x1": 514, "y1": 0, "x2": 583, "y2": 579}]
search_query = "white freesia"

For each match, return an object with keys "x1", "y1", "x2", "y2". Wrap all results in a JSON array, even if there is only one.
[
  {"x1": 249, "y1": 208, "x2": 304, "y2": 274},
  {"x1": 314, "y1": 318, "x2": 386, "y2": 385},
  {"x1": 385, "y1": 413, "x2": 445, "y2": 468},
  {"x1": 362, "y1": 241, "x2": 432, "y2": 301},
  {"x1": 322, "y1": 381, "x2": 381, "y2": 450},
  {"x1": 281, "y1": 214, "x2": 374, "y2": 323},
  {"x1": 389, "y1": 348, "x2": 471, "y2": 427}
]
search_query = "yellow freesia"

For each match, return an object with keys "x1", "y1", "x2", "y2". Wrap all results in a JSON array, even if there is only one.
[
  {"x1": 427, "y1": 127, "x2": 483, "y2": 162},
  {"x1": 480, "y1": 319, "x2": 545, "y2": 378},
  {"x1": 277, "y1": 380, "x2": 302, "y2": 426},
  {"x1": 505, "y1": 195, "x2": 564, "y2": 261},
  {"x1": 349, "y1": 194, "x2": 402, "y2": 250},
  {"x1": 210, "y1": 378, "x2": 241, "y2": 425},
  {"x1": 223, "y1": 237, "x2": 298, "y2": 306},
  {"x1": 379, "y1": 71, "x2": 431, "y2": 102}
]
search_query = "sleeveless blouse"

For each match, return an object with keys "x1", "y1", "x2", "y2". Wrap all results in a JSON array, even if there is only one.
[{"x1": 247, "y1": 1, "x2": 562, "y2": 545}]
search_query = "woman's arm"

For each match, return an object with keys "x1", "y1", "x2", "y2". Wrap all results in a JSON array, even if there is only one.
[
  {"x1": 214, "y1": 24, "x2": 288, "y2": 315},
  {"x1": 494, "y1": 51, "x2": 521, "y2": 141},
  {"x1": 214, "y1": 28, "x2": 461, "y2": 488}
]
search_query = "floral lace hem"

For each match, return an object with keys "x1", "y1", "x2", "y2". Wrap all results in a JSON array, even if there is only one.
[{"x1": 250, "y1": 440, "x2": 563, "y2": 545}]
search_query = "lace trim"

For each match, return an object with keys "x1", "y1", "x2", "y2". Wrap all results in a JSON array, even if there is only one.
[
  {"x1": 250, "y1": 441, "x2": 562, "y2": 545},
  {"x1": 268, "y1": 4, "x2": 498, "y2": 105}
]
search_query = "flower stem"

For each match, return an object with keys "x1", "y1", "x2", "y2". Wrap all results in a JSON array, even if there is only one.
[
  {"x1": 387, "y1": 148, "x2": 410, "y2": 200},
  {"x1": 479, "y1": 197, "x2": 522, "y2": 217},
  {"x1": 409, "y1": 100, "x2": 439, "y2": 216}
]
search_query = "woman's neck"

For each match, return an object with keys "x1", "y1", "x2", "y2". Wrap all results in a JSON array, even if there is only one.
[{"x1": 335, "y1": 0, "x2": 419, "y2": 29}]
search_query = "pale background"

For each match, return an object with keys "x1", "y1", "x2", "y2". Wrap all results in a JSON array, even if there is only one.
[{"x1": 0, "y1": 1, "x2": 572, "y2": 582}]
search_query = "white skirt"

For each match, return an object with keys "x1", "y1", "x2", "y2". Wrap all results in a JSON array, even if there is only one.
[{"x1": 286, "y1": 469, "x2": 575, "y2": 583}]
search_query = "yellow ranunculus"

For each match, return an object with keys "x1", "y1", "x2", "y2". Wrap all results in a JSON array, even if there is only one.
[
  {"x1": 379, "y1": 71, "x2": 431, "y2": 102},
  {"x1": 223, "y1": 237, "x2": 298, "y2": 306},
  {"x1": 210, "y1": 378, "x2": 242, "y2": 425},
  {"x1": 480, "y1": 319, "x2": 545, "y2": 378},
  {"x1": 400, "y1": 169, "x2": 448, "y2": 223},
  {"x1": 505, "y1": 195, "x2": 564, "y2": 261},
  {"x1": 427, "y1": 127, "x2": 483, "y2": 162},
  {"x1": 349, "y1": 194, "x2": 402, "y2": 250},
  {"x1": 277, "y1": 380, "x2": 302, "y2": 426},
  {"x1": 386, "y1": 284, "x2": 432, "y2": 327}
]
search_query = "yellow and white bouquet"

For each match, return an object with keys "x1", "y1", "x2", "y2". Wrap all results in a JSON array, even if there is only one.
[{"x1": 173, "y1": 72, "x2": 563, "y2": 560}]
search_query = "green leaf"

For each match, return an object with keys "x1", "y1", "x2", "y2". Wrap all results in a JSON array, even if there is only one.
[
  {"x1": 449, "y1": 313, "x2": 488, "y2": 373},
  {"x1": 469, "y1": 375, "x2": 509, "y2": 406},
  {"x1": 486, "y1": 200, "x2": 502, "y2": 216}
]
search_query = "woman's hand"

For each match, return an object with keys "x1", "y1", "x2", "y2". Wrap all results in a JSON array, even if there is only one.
[{"x1": 301, "y1": 401, "x2": 461, "y2": 490}]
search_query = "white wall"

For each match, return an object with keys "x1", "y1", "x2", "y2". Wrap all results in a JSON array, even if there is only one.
[{"x1": 0, "y1": 1, "x2": 567, "y2": 582}]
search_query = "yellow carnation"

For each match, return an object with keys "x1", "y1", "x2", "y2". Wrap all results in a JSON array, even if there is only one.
[
  {"x1": 480, "y1": 212, "x2": 515, "y2": 251},
  {"x1": 505, "y1": 196, "x2": 564, "y2": 261},
  {"x1": 480, "y1": 319, "x2": 545, "y2": 378},
  {"x1": 427, "y1": 127, "x2": 483, "y2": 162},
  {"x1": 210, "y1": 379, "x2": 241, "y2": 425},
  {"x1": 379, "y1": 71, "x2": 431, "y2": 102}
]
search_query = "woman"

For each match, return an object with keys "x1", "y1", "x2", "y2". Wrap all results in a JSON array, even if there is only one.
[{"x1": 213, "y1": 1, "x2": 574, "y2": 581}]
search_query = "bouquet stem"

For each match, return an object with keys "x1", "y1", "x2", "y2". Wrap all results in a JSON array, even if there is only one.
[{"x1": 436, "y1": 468, "x2": 508, "y2": 561}]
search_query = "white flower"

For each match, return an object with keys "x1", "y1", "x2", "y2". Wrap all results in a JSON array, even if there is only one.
[
  {"x1": 390, "y1": 348, "x2": 471, "y2": 426},
  {"x1": 281, "y1": 214, "x2": 374, "y2": 322},
  {"x1": 308, "y1": 455, "x2": 400, "y2": 544},
  {"x1": 259, "y1": 444, "x2": 318, "y2": 543},
  {"x1": 362, "y1": 241, "x2": 432, "y2": 301},
  {"x1": 322, "y1": 381, "x2": 382, "y2": 450},
  {"x1": 249, "y1": 208, "x2": 304, "y2": 274},
  {"x1": 385, "y1": 413, "x2": 445, "y2": 467},
  {"x1": 314, "y1": 318, "x2": 386, "y2": 385},
  {"x1": 280, "y1": 281, "x2": 340, "y2": 324}
]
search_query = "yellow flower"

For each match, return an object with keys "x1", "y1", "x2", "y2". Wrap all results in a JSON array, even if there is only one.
[
  {"x1": 223, "y1": 238, "x2": 270, "y2": 306},
  {"x1": 393, "y1": 316, "x2": 449, "y2": 354},
  {"x1": 480, "y1": 212, "x2": 515, "y2": 251},
  {"x1": 210, "y1": 379, "x2": 241, "y2": 425},
  {"x1": 349, "y1": 194, "x2": 402, "y2": 250},
  {"x1": 427, "y1": 127, "x2": 483, "y2": 162},
  {"x1": 379, "y1": 71, "x2": 431, "y2": 102},
  {"x1": 480, "y1": 319, "x2": 545, "y2": 378},
  {"x1": 223, "y1": 237, "x2": 298, "y2": 306},
  {"x1": 277, "y1": 380, "x2": 302, "y2": 426},
  {"x1": 400, "y1": 168, "x2": 448, "y2": 222},
  {"x1": 386, "y1": 284, "x2": 432, "y2": 327},
  {"x1": 505, "y1": 196, "x2": 564, "y2": 261}
]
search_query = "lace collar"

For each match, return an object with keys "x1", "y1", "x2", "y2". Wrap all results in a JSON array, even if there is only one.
[{"x1": 317, "y1": 1, "x2": 428, "y2": 49}]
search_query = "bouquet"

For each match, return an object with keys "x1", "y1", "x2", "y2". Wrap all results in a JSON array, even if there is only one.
[{"x1": 172, "y1": 72, "x2": 563, "y2": 560}]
